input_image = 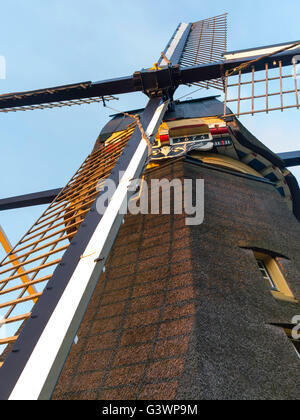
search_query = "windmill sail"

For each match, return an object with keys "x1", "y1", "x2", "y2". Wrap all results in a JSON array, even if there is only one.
[
  {"x1": 159, "y1": 14, "x2": 228, "y2": 90},
  {"x1": 223, "y1": 40, "x2": 300, "y2": 117},
  {"x1": 0, "y1": 97, "x2": 168, "y2": 400},
  {"x1": 0, "y1": 81, "x2": 119, "y2": 113}
]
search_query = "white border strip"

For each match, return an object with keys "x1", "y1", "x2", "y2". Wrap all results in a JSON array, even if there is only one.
[
  {"x1": 160, "y1": 23, "x2": 189, "y2": 66},
  {"x1": 224, "y1": 43, "x2": 300, "y2": 61},
  {"x1": 8, "y1": 101, "x2": 168, "y2": 400}
]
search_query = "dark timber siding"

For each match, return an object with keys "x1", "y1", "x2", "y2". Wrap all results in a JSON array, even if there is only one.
[{"x1": 52, "y1": 160, "x2": 300, "y2": 400}]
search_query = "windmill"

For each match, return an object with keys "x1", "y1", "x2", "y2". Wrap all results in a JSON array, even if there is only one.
[{"x1": 0, "y1": 13, "x2": 299, "y2": 400}]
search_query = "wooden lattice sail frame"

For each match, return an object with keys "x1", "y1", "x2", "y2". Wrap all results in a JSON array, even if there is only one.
[{"x1": 0, "y1": 123, "x2": 136, "y2": 355}]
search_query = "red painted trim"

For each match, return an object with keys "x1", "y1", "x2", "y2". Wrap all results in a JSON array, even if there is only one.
[
  {"x1": 210, "y1": 127, "x2": 229, "y2": 135},
  {"x1": 160, "y1": 134, "x2": 170, "y2": 143}
]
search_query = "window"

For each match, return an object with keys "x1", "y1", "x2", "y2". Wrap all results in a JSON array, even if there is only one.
[
  {"x1": 254, "y1": 251, "x2": 298, "y2": 303},
  {"x1": 256, "y1": 259, "x2": 278, "y2": 291}
]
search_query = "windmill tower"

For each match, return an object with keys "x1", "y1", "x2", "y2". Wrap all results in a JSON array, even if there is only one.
[{"x1": 0, "y1": 14, "x2": 300, "y2": 400}]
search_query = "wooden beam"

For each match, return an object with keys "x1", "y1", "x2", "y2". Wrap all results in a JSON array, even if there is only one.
[
  {"x1": 278, "y1": 151, "x2": 300, "y2": 167},
  {"x1": 0, "y1": 189, "x2": 62, "y2": 211}
]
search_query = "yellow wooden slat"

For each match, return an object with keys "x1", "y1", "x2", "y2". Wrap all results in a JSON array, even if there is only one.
[
  {"x1": 0, "y1": 335, "x2": 18, "y2": 345},
  {"x1": 1, "y1": 312, "x2": 31, "y2": 325},
  {"x1": 0, "y1": 292, "x2": 42, "y2": 310},
  {"x1": 0, "y1": 276, "x2": 51, "y2": 297}
]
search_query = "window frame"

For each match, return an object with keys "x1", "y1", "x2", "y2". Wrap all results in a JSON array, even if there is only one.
[
  {"x1": 256, "y1": 258, "x2": 278, "y2": 291},
  {"x1": 254, "y1": 251, "x2": 298, "y2": 303}
]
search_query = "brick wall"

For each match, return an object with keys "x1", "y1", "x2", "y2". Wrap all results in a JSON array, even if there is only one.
[{"x1": 52, "y1": 159, "x2": 300, "y2": 400}]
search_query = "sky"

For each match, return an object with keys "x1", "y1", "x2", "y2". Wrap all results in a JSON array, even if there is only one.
[{"x1": 0, "y1": 0, "x2": 300, "y2": 250}]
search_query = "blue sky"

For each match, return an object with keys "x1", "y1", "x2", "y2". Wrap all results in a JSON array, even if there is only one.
[{"x1": 0, "y1": 0, "x2": 300, "y2": 249}]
